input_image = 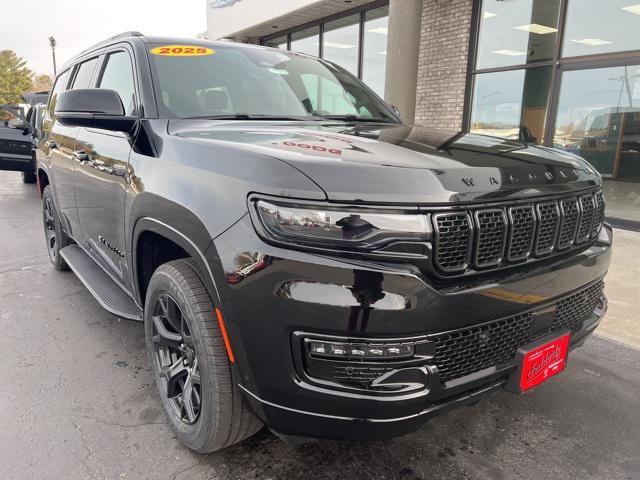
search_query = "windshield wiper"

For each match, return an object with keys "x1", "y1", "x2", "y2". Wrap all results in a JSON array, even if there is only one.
[
  {"x1": 318, "y1": 114, "x2": 398, "y2": 123},
  {"x1": 185, "y1": 113, "x2": 320, "y2": 121}
]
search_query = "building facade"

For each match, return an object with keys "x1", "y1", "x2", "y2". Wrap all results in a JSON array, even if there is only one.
[{"x1": 207, "y1": 0, "x2": 640, "y2": 224}]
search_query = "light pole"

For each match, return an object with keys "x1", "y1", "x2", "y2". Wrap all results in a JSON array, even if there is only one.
[{"x1": 49, "y1": 37, "x2": 57, "y2": 76}]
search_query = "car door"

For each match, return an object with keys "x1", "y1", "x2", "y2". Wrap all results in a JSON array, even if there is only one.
[
  {"x1": 73, "y1": 48, "x2": 137, "y2": 286},
  {"x1": 38, "y1": 69, "x2": 83, "y2": 238},
  {"x1": 0, "y1": 105, "x2": 33, "y2": 171}
]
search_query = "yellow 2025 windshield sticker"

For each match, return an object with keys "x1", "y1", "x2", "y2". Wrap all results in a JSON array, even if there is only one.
[{"x1": 150, "y1": 45, "x2": 215, "y2": 57}]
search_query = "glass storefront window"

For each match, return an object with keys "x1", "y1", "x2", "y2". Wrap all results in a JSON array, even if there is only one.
[
  {"x1": 263, "y1": 35, "x2": 287, "y2": 49},
  {"x1": 323, "y1": 14, "x2": 360, "y2": 75},
  {"x1": 476, "y1": 0, "x2": 560, "y2": 69},
  {"x1": 554, "y1": 65, "x2": 640, "y2": 180},
  {"x1": 470, "y1": 67, "x2": 552, "y2": 143},
  {"x1": 563, "y1": 0, "x2": 640, "y2": 58},
  {"x1": 362, "y1": 6, "x2": 389, "y2": 97},
  {"x1": 472, "y1": 0, "x2": 640, "y2": 222},
  {"x1": 290, "y1": 27, "x2": 319, "y2": 56},
  {"x1": 261, "y1": 6, "x2": 389, "y2": 99}
]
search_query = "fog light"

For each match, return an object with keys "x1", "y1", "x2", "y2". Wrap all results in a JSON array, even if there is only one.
[{"x1": 305, "y1": 339, "x2": 415, "y2": 361}]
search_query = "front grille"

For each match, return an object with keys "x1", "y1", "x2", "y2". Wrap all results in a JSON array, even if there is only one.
[
  {"x1": 576, "y1": 194, "x2": 595, "y2": 243},
  {"x1": 507, "y1": 206, "x2": 535, "y2": 261},
  {"x1": 433, "y1": 213, "x2": 472, "y2": 273},
  {"x1": 591, "y1": 192, "x2": 605, "y2": 239},
  {"x1": 558, "y1": 198, "x2": 579, "y2": 249},
  {"x1": 474, "y1": 209, "x2": 507, "y2": 267},
  {"x1": 553, "y1": 280, "x2": 605, "y2": 333},
  {"x1": 431, "y1": 313, "x2": 533, "y2": 383},
  {"x1": 431, "y1": 189, "x2": 604, "y2": 275},
  {"x1": 535, "y1": 202, "x2": 560, "y2": 255},
  {"x1": 430, "y1": 280, "x2": 605, "y2": 382}
]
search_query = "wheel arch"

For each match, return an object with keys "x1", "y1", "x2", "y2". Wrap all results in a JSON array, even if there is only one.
[{"x1": 131, "y1": 217, "x2": 224, "y2": 310}]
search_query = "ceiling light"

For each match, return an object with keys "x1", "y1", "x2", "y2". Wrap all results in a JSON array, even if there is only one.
[
  {"x1": 514, "y1": 24, "x2": 558, "y2": 34},
  {"x1": 484, "y1": 11, "x2": 497, "y2": 18},
  {"x1": 493, "y1": 49, "x2": 526, "y2": 56},
  {"x1": 570, "y1": 38, "x2": 613, "y2": 46},
  {"x1": 323, "y1": 41, "x2": 355, "y2": 49},
  {"x1": 368, "y1": 27, "x2": 388, "y2": 35},
  {"x1": 622, "y1": 4, "x2": 640, "y2": 15}
]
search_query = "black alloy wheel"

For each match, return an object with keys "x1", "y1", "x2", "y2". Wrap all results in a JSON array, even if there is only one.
[
  {"x1": 43, "y1": 195, "x2": 58, "y2": 262},
  {"x1": 144, "y1": 259, "x2": 262, "y2": 452},
  {"x1": 151, "y1": 294, "x2": 202, "y2": 424}
]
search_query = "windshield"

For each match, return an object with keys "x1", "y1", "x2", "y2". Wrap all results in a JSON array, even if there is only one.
[{"x1": 146, "y1": 43, "x2": 398, "y2": 122}]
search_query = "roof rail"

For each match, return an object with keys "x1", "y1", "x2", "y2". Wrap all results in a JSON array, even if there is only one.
[
  {"x1": 107, "y1": 31, "x2": 144, "y2": 41},
  {"x1": 63, "y1": 31, "x2": 145, "y2": 69}
]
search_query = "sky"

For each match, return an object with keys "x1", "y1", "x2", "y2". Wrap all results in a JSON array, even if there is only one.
[{"x1": 1, "y1": 0, "x2": 207, "y2": 76}]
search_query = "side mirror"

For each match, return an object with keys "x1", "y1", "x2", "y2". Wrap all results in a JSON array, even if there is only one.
[{"x1": 55, "y1": 89, "x2": 136, "y2": 133}]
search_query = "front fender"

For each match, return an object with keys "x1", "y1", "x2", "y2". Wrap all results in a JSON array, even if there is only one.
[{"x1": 128, "y1": 194, "x2": 232, "y2": 309}]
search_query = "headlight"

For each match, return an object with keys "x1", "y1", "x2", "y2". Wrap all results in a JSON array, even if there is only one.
[{"x1": 251, "y1": 199, "x2": 430, "y2": 251}]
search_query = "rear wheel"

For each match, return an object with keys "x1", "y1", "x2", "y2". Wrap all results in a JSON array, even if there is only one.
[
  {"x1": 42, "y1": 185, "x2": 70, "y2": 271},
  {"x1": 22, "y1": 171, "x2": 37, "y2": 184},
  {"x1": 144, "y1": 259, "x2": 262, "y2": 452}
]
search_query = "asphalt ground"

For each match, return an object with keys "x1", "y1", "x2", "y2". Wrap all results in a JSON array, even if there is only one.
[{"x1": 1, "y1": 170, "x2": 639, "y2": 480}]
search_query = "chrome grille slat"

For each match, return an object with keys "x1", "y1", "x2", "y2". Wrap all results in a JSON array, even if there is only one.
[
  {"x1": 474, "y1": 209, "x2": 507, "y2": 268},
  {"x1": 430, "y1": 189, "x2": 604, "y2": 276}
]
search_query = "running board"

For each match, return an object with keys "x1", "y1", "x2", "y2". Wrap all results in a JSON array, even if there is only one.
[{"x1": 60, "y1": 245, "x2": 143, "y2": 321}]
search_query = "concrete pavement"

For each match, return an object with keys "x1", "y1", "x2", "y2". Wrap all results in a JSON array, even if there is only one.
[
  {"x1": 1, "y1": 171, "x2": 639, "y2": 480},
  {"x1": 599, "y1": 228, "x2": 640, "y2": 349}
]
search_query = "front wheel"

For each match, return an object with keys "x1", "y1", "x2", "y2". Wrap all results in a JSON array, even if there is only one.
[{"x1": 144, "y1": 259, "x2": 262, "y2": 452}]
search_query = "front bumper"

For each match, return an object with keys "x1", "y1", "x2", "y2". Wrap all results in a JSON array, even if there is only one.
[{"x1": 210, "y1": 217, "x2": 612, "y2": 441}]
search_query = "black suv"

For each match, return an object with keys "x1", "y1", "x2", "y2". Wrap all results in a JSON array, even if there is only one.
[{"x1": 37, "y1": 32, "x2": 612, "y2": 452}]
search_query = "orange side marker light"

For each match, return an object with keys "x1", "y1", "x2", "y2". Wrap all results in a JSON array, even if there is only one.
[{"x1": 215, "y1": 308, "x2": 235, "y2": 364}]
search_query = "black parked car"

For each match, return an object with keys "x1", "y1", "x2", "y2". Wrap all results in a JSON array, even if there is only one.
[
  {"x1": 0, "y1": 103, "x2": 43, "y2": 183},
  {"x1": 37, "y1": 32, "x2": 612, "y2": 452}
]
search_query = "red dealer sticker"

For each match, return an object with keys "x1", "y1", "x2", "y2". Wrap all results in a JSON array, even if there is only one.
[{"x1": 519, "y1": 333, "x2": 570, "y2": 392}]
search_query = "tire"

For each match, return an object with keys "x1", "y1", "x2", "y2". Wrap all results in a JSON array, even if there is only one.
[
  {"x1": 22, "y1": 170, "x2": 37, "y2": 184},
  {"x1": 144, "y1": 259, "x2": 262, "y2": 452},
  {"x1": 42, "y1": 185, "x2": 70, "y2": 271}
]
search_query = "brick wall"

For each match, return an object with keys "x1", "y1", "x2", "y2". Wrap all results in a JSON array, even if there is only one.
[{"x1": 414, "y1": 0, "x2": 474, "y2": 131}]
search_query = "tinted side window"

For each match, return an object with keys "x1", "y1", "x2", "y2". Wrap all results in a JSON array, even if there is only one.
[
  {"x1": 46, "y1": 69, "x2": 71, "y2": 120},
  {"x1": 71, "y1": 57, "x2": 99, "y2": 90},
  {"x1": 99, "y1": 52, "x2": 136, "y2": 115}
]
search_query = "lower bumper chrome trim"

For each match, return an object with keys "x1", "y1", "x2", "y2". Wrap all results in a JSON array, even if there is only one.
[{"x1": 238, "y1": 380, "x2": 506, "y2": 424}]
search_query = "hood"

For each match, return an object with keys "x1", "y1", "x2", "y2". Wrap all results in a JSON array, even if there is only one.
[{"x1": 168, "y1": 120, "x2": 601, "y2": 205}]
